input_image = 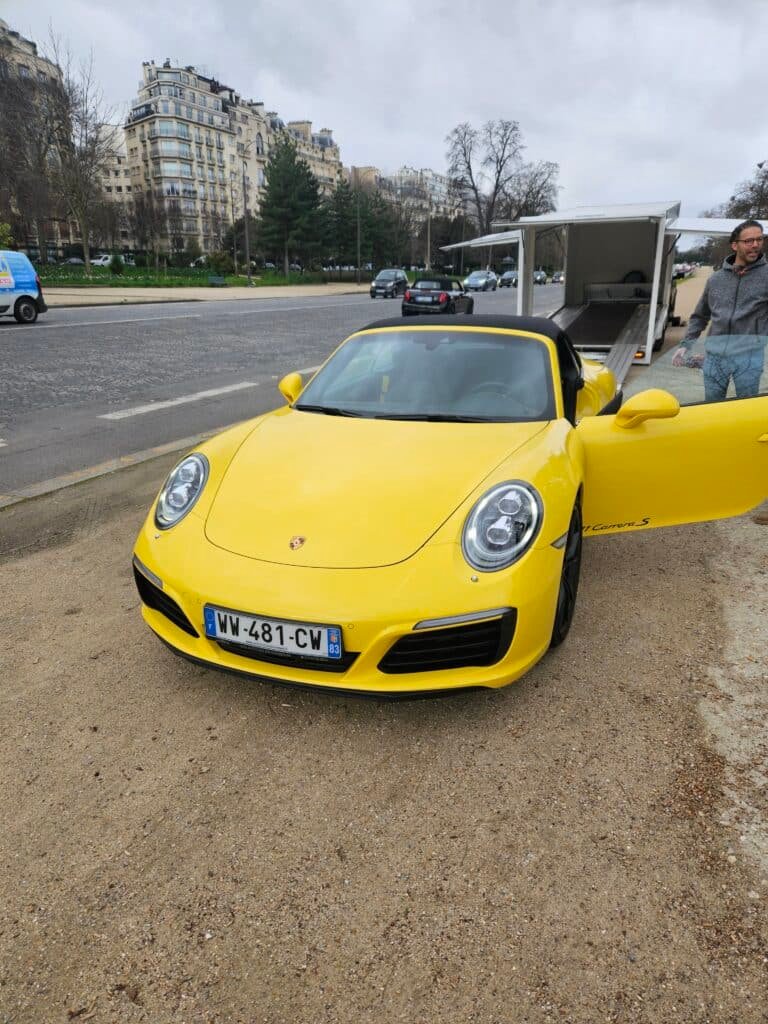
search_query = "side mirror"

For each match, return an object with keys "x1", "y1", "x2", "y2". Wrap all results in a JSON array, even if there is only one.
[
  {"x1": 278, "y1": 372, "x2": 303, "y2": 404},
  {"x1": 615, "y1": 388, "x2": 680, "y2": 429}
]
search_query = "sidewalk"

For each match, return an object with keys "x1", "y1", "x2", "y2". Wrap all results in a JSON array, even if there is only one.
[{"x1": 43, "y1": 281, "x2": 372, "y2": 307}]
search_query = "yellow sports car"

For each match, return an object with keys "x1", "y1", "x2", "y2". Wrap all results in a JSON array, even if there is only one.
[{"x1": 133, "y1": 315, "x2": 767, "y2": 696}]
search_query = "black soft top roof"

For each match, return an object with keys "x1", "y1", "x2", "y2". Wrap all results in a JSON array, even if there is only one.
[{"x1": 359, "y1": 313, "x2": 567, "y2": 342}]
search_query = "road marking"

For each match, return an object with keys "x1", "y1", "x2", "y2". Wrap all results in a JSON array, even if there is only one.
[
  {"x1": 1, "y1": 313, "x2": 202, "y2": 331},
  {"x1": 217, "y1": 299, "x2": 370, "y2": 316},
  {"x1": 100, "y1": 381, "x2": 260, "y2": 420},
  {"x1": 0, "y1": 439, "x2": 6, "y2": 448}
]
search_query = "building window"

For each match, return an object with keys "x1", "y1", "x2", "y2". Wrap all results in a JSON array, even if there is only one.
[
  {"x1": 255, "y1": 133, "x2": 264, "y2": 155},
  {"x1": 106, "y1": 186, "x2": 113, "y2": 193},
  {"x1": 116, "y1": 186, "x2": 123, "y2": 193},
  {"x1": 18, "y1": 65, "x2": 30, "y2": 78}
]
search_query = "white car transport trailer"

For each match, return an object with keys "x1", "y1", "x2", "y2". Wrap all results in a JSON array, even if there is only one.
[{"x1": 442, "y1": 204, "x2": 766, "y2": 387}]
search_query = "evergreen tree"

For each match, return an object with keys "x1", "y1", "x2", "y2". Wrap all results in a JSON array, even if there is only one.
[{"x1": 259, "y1": 137, "x2": 321, "y2": 275}]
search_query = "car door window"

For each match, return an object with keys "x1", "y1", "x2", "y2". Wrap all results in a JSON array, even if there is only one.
[{"x1": 624, "y1": 337, "x2": 768, "y2": 407}]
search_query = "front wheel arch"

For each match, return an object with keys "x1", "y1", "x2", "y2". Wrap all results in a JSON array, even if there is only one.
[{"x1": 549, "y1": 497, "x2": 583, "y2": 648}]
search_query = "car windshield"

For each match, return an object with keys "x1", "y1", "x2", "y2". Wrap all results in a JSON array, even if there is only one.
[
  {"x1": 295, "y1": 329, "x2": 556, "y2": 422},
  {"x1": 467, "y1": 272, "x2": 485, "y2": 280},
  {"x1": 376, "y1": 271, "x2": 397, "y2": 280}
]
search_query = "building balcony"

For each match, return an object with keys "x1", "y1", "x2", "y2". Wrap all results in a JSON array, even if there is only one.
[{"x1": 126, "y1": 103, "x2": 155, "y2": 124}]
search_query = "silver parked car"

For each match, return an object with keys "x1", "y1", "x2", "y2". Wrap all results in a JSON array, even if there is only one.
[{"x1": 462, "y1": 270, "x2": 498, "y2": 292}]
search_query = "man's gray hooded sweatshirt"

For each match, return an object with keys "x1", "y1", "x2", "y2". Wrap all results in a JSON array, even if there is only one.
[{"x1": 681, "y1": 252, "x2": 768, "y2": 356}]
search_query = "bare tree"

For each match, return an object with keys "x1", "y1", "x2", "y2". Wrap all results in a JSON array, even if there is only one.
[
  {"x1": 129, "y1": 192, "x2": 166, "y2": 269},
  {"x1": 720, "y1": 162, "x2": 768, "y2": 220},
  {"x1": 92, "y1": 199, "x2": 125, "y2": 250},
  {"x1": 497, "y1": 160, "x2": 560, "y2": 222},
  {"x1": 0, "y1": 58, "x2": 63, "y2": 260},
  {"x1": 47, "y1": 39, "x2": 118, "y2": 274},
  {"x1": 165, "y1": 200, "x2": 185, "y2": 262},
  {"x1": 446, "y1": 120, "x2": 524, "y2": 238}
]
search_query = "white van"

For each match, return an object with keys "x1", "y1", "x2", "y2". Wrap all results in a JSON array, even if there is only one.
[{"x1": 0, "y1": 250, "x2": 47, "y2": 324}]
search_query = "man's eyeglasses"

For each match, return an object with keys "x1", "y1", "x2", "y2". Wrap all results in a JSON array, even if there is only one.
[{"x1": 737, "y1": 236, "x2": 764, "y2": 246}]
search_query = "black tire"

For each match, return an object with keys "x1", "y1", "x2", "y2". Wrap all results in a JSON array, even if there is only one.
[
  {"x1": 466, "y1": 300, "x2": 474, "y2": 314},
  {"x1": 448, "y1": 302, "x2": 456, "y2": 314},
  {"x1": 14, "y1": 297, "x2": 38, "y2": 324},
  {"x1": 549, "y1": 502, "x2": 582, "y2": 648}
]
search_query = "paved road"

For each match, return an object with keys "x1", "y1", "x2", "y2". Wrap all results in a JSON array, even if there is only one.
[{"x1": 0, "y1": 285, "x2": 563, "y2": 497}]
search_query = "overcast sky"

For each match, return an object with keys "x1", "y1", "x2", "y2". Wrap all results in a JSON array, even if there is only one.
[{"x1": 12, "y1": 0, "x2": 768, "y2": 219}]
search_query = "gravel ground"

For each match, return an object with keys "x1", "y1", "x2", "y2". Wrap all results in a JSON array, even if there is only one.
[{"x1": 0, "y1": 454, "x2": 766, "y2": 1024}]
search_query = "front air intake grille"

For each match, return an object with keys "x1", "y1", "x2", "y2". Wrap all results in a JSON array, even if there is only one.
[
  {"x1": 215, "y1": 639, "x2": 358, "y2": 674},
  {"x1": 133, "y1": 566, "x2": 199, "y2": 637},
  {"x1": 378, "y1": 611, "x2": 516, "y2": 674}
]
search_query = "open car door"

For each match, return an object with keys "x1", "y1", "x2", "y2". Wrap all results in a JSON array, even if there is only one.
[{"x1": 575, "y1": 340, "x2": 768, "y2": 535}]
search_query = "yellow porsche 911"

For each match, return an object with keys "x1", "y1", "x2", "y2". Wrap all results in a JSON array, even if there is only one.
[{"x1": 132, "y1": 315, "x2": 767, "y2": 696}]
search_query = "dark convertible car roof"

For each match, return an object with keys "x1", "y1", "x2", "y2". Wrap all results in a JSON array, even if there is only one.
[{"x1": 360, "y1": 313, "x2": 566, "y2": 341}]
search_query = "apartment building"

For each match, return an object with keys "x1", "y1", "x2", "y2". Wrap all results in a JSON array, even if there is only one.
[
  {"x1": 0, "y1": 17, "x2": 61, "y2": 84},
  {"x1": 348, "y1": 164, "x2": 460, "y2": 223},
  {"x1": 124, "y1": 60, "x2": 343, "y2": 254}
]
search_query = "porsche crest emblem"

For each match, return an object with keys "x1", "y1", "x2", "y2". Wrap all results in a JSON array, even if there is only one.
[{"x1": 289, "y1": 535, "x2": 306, "y2": 551}]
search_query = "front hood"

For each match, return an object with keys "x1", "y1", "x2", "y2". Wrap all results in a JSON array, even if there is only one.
[{"x1": 204, "y1": 408, "x2": 546, "y2": 568}]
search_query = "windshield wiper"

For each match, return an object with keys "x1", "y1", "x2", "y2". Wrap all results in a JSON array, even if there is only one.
[
  {"x1": 294, "y1": 403, "x2": 364, "y2": 417},
  {"x1": 373, "y1": 413, "x2": 490, "y2": 422}
]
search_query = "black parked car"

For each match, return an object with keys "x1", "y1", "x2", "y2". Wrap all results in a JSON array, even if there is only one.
[
  {"x1": 402, "y1": 277, "x2": 474, "y2": 316},
  {"x1": 499, "y1": 270, "x2": 517, "y2": 288},
  {"x1": 370, "y1": 268, "x2": 408, "y2": 298}
]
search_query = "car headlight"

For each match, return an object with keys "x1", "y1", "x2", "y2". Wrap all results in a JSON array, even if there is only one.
[
  {"x1": 462, "y1": 481, "x2": 543, "y2": 571},
  {"x1": 155, "y1": 453, "x2": 209, "y2": 529}
]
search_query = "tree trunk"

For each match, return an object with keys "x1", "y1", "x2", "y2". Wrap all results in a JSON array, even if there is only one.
[{"x1": 81, "y1": 221, "x2": 91, "y2": 275}]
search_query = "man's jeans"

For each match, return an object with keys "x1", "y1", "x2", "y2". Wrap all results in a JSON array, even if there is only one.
[{"x1": 703, "y1": 349, "x2": 765, "y2": 401}]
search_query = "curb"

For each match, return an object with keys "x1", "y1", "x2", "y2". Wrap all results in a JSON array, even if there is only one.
[
  {"x1": 0, "y1": 431, "x2": 216, "y2": 511},
  {"x1": 47, "y1": 297, "x2": 203, "y2": 308},
  {"x1": 43, "y1": 287, "x2": 370, "y2": 309}
]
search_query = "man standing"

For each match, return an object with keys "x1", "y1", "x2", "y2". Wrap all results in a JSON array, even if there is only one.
[{"x1": 672, "y1": 219, "x2": 767, "y2": 401}]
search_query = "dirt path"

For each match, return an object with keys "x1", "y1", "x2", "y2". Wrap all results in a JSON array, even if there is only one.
[{"x1": 1, "y1": 449, "x2": 766, "y2": 1023}]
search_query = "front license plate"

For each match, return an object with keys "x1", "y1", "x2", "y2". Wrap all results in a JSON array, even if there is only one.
[{"x1": 203, "y1": 605, "x2": 343, "y2": 660}]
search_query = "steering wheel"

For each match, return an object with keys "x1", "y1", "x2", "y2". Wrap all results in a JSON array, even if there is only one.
[
  {"x1": 466, "y1": 381, "x2": 514, "y2": 398},
  {"x1": 463, "y1": 381, "x2": 538, "y2": 417}
]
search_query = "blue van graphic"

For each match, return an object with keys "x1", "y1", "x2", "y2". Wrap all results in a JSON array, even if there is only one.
[{"x1": 0, "y1": 250, "x2": 46, "y2": 323}]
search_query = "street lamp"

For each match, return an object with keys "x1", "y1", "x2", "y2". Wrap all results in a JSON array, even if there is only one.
[
  {"x1": 356, "y1": 189, "x2": 361, "y2": 285},
  {"x1": 242, "y1": 160, "x2": 252, "y2": 286}
]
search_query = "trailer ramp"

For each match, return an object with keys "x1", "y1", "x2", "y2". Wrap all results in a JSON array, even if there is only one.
[{"x1": 553, "y1": 302, "x2": 650, "y2": 387}]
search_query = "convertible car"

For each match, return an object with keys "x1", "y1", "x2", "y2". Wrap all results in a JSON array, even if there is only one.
[{"x1": 133, "y1": 315, "x2": 767, "y2": 697}]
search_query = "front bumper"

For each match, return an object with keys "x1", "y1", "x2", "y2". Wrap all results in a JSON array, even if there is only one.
[{"x1": 133, "y1": 510, "x2": 563, "y2": 696}]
